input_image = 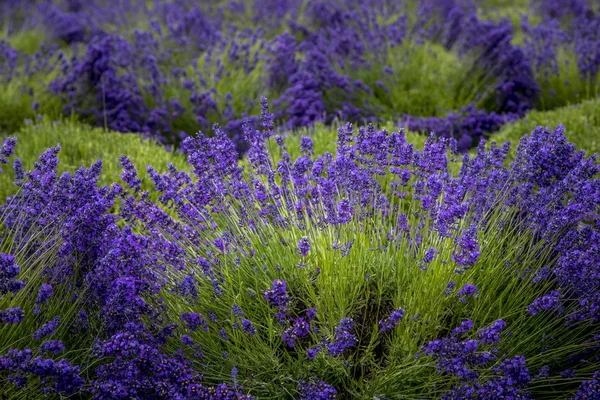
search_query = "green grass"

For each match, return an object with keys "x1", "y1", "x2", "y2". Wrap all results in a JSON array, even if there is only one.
[
  {"x1": 491, "y1": 97, "x2": 600, "y2": 156},
  {"x1": 0, "y1": 118, "x2": 188, "y2": 201},
  {"x1": 349, "y1": 42, "x2": 475, "y2": 119}
]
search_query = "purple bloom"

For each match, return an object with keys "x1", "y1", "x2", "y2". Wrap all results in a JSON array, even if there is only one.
[
  {"x1": 241, "y1": 319, "x2": 257, "y2": 335},
  {"x1": 0, "y1": 136, "x2": 17, "y2": 172},
  {"x1": 219, "y1": 328, "x2": 229, "y2": 341},
  {"x1": 528, "y1": 290, "x2": 561, "y2": 316},
  {"x1": 35, "y1": 283, "x2": 53, "y2": 306},
  {"x1": 458, "y1": 284, "x2": 479, "y2": 302},
  {"x1": 181, "y1": 334, "x2": 194, "y2": 346},
  {"x1": 452, "y1": 225, "x2": 480, "y2": 271},
  {"x1": 477, "y1": 319, "x2": 507, "y2": 344},
  {"x1": 0, "y1": 253, "x2": 24, "y2": 296},
  {"x1": 297, "y1": 237, "x2": 310, "y2": 257},
  {"x1": 444, "y1": 280, "x2": 456, "y2": 295},
  {"x1": 119, "y1": 155, "x2": 142, "y2": 192},
  {"x1": 327, "y1": 318, "x2": 357, "y2": 356},
  {"x1": 33, "y1": 316, "x2": 60, "y2": 341},
  {"x1": 40, "y1": 340, "x2": 65, "y2": 355},
  {"x1": 0, "y1": 307, "x2": 24, "y2": 324},
  {"x1": 282, "y1": 317, "x2": 310, "y2": 347},
  {"x1": 575, "y1": 371, "x2": 600, "y2": 399},
  {"x1": 180, "y1": 312, "x2": 208, "y2": 332},
  {"x1": 297, "y1": 378, "x2": 337, "y2": 399},
  {"x1": 0, "y1": 349, "x2": 83, "y2": 395},
  {"x1": 379, "y1": 308, "x2": 405, "y2": 332},
  {"x1": 300, "y1": 136, "x2": 314, "y2": 156},
  {"x1": 264, "y1": 279, "x2": 290, "y2": 322}
]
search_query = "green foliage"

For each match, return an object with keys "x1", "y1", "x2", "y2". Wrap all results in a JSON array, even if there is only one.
[
  {"x1": 350, "y1": 42, "x2": 474, "y2": 119},
  {"x1": 535, "y1": 51, "x2": 600, "y2": 111},
  {"x1": 0, "y1": 118, "x2": 188, "y2": 201},
  {"x1": 492, "y1": 97, "x2": 600, "y2": 156}
]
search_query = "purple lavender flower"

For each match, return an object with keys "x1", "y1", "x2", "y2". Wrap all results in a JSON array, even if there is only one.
[
  {"x1": 306, "y1": 344, "x2": 324, "y2": 361},
  {"x1": 119, "y1": 155, "x2": 142, "y2": 192},
  {"x1": 444, "y1": 280, "x2": 456, "y2": 295},
  {"x1": 264, "y1": 279, "x2": 290, "y2": 321},
  {"x1": 181, "y1": 334, "x2": 194, "y2": 346},
  {"x1": 477, "y1": 319, "x2": 507, "y2": 344},
  {"x1": 0, "y1": 349, "x2": 83, "y2": 395},
  {"x1": 282, "y1": 317, "x2": 310, "y2": 347},
  {"x1": 297, "y1": 378, "x2": 338, "y2": 399},
  {"x1": 452, "y1": 320, "x2": 474, "y2": 337},
  {"x1": 0, "y1": 253, "x2": 24, "y2": 296},
  {"x1": 35, "y1": 283, "x2": 53, "y2": 306},
  {"x1": 175, "y1": 275, "x2": 198, "y2": 300},
  {"x1": 0, "y1": 136, "x2": 17, "y2": 172},
  {"x1": 241, "y1": 319, "x2": 257, "y2": 335},
  {"x1": 297, "y1": 237, "x2": 311, "y2": 257},
  {"x1": 327, "y1": 318, "x2": 357, "y2": 356},
  {"x1": 300, "y1": 136, "x2": 314, "y2": 156},
  {"x1": 379, "y1": 308, "x2": 405, "y2": 332},
  {"x1": 452, "y1": 225, "x2": 480, "y2": 271},
  {"x1": 40, "y1": 340, "x2": 65, "y2": 355},
  {"x1": 458, "y1": 284, "x2": 479, "y2": 303},
  {"x1": 180, "y1": 312, "x2": 208, "y2": 332},
  {"x1": 219, "y1": 328, "x2": 229, "y2": 341},
  {"x1": 0, "y1": 307, "x2": 24, "y2": 324},
  {"x1": 574, "y1": 371, "x2": 600, "y2": 399},
  {"x1": 33, "y1": 316, "x2": 60, "y2": 341},
  {"x1": 528, "y1": 290, "x2": 561, "y2": 316}
]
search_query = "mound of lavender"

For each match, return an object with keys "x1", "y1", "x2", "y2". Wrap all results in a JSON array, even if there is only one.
[
  {"x1": 1, "y1": 100, "x2": 599, "y2": 398},
  {"x1": 1, "y1": 0, "x2": 542, "y2": 151}
]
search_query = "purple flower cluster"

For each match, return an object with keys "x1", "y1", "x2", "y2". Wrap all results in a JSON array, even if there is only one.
[
  {"x1": 404, "y1": 105, "x2": 520, "y2": 152},
  {"x1": 477, "y1": 319, "x2": 507, "y2": 344},
  {"x1": 264, "y1": 279, "x2": 290, "y2": 322},
  {"x1": 0, "y1": 137, "x2": 17, "y2": 173},
  {"x1": 458, "y1": 283, "x2": 479, "y2": 303},
  {"x1": 180, "y1": 312, "x2": 209, "y2": 333},
  {"x1": 0, "y1": 307, "x2": 25, "y2": 324},
  {"x1": 423, "y1": 320, "x2": 531, "y2": 397},
  {"x1": 297, "y1": 378, "x2": 338, "y2": 399},
  {"x1": 40, "y1": 340, "x2": 65, "y2": 355},
  {"x1": 327, "y1": 318, "x2": 357, "y2": 356},
  {"x1": 282, "y1": 318, "x2": 310, "y2": 347},
  {"x1": 0, "y1": 348, "x2": 84, "y2": 395},
  {"x1": 33, "y1": 316, "x2": 60, "y2": 340},
  {"x1": 379, "y1": 308, "x2": 405, "y2": 333},
  {"x1": 528, "y1": 290, "x2": 561, "y2": 316},
  {"x1": 297, "y1": 236, "x2": 311, "y2": 257},
  {"x1": 575, "y1": 371, "x2": 600, "y2": 399},
  {"x1": 35, "y1": 283, "x2": 53, "y2": 306},
  {"x1": 452, "y1": 225, "x2": 481, "y2": 272},
  {"x1": 0, "y1": 253, "x2": 24, "y2": 296}
]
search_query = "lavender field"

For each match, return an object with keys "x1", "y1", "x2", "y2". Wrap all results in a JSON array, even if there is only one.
[{"x1": 0, "y1": 0, "x2": 599, "y2": 399}]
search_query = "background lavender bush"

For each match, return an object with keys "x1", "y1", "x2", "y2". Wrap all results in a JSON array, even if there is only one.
[{"x1": 3, "y1": 0, "x2": 598, "y2": 152}]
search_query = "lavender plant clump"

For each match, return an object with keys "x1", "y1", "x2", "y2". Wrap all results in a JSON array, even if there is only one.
[{"x1": 0, "y1": 94, "x2": 599, "y2": 398}]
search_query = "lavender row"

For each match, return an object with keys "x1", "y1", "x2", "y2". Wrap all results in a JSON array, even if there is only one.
[
  {"x1": 0, "y1": 100, "x2": 599, "y2": 398},
  {"x1": 4, "y1": 0, "x2": 597, "y2": 151}
]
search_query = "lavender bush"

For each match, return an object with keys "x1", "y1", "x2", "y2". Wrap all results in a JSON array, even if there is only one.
[
  {"x1": 522, "y1": 0, "x2": 600, "y2": 109},
  {"x1": 0, "y1": 100, "x2": 598, "y2": 398}
]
